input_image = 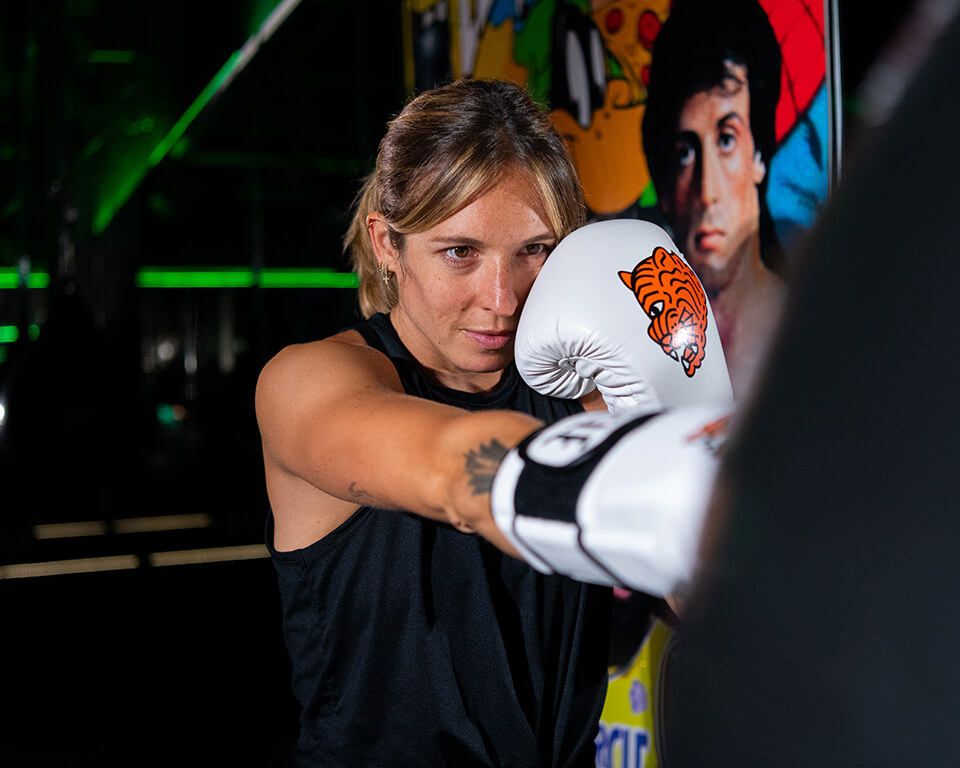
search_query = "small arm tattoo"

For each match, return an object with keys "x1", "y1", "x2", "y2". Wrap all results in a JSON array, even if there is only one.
[
  {"x1": 464, "y1": 439, "x2": 509, "y2": 496},
  {"x1": 348, "y1": 482, "x2": 376, "y2": 504}
]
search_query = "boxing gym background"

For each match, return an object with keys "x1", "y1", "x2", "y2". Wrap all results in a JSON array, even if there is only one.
[{"x1": 0, "y1": 1, "x2": 935, "y2": 765}]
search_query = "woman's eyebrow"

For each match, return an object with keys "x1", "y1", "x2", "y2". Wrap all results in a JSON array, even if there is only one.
[
  {"x1": 427, "y1": 232, "x2": 556, "y2": 247},
  {"x1": 427, "y1": 236, "x2": 486, "y2": 247}
]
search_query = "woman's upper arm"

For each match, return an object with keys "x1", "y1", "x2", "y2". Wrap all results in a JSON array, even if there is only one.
[
  {"x1": 255, "y1": 336, "x2": 541, "y2": 544},
  {"x1": 256, "y1": 335, "x2": 416, "y2": 506}
]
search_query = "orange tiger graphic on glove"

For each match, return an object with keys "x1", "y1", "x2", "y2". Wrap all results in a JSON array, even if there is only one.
[{"x1": 619, "y1": 247, "x2": 709, "y2": 377}]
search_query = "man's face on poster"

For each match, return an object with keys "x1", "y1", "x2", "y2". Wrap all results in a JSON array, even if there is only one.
[{"x1": 664, "y1": 62, "x2": 767, "y2": 292}]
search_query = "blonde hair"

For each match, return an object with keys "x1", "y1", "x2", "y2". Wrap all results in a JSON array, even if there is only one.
[{"x1": 344, "y1": 78, "x2": 586, "y2": 318}]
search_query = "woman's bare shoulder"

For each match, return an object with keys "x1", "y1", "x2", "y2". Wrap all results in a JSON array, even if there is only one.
[
  {"x1": 255, "y1": 329, "x2": 405, "y2": 549},
  {"x1": 258, "y1": 329, "x2": 399, "y2": 401}
]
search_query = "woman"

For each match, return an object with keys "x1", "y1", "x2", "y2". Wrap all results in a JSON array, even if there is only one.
[{"x1": 256, "y1": 78, "x2": 610, "y2": 767}]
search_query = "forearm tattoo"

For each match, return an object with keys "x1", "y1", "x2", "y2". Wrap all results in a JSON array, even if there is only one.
[{"x1": 464, "y1": 439, "x2": 509, "y2": 496}]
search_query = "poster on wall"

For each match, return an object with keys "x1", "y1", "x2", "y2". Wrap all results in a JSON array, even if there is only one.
[{"x1": 403, "y1": 0, "x2": 835, "y2": 252}]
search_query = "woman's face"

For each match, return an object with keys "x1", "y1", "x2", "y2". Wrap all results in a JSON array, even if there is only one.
[{"x1": 379, "y1": 171, "x2": 557, "y2": 392}]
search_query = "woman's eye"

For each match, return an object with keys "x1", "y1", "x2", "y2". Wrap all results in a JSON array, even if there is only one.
[
  {"x1": 522, "y1": 243, "x2": 550, "y2": 257},
  {"x1": 444, "y1": 246, "x2": 472, "y2": 260}
]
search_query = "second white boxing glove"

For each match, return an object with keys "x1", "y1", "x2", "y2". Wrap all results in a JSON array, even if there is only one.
[
  {"x1": 516, "y1": 219, "x2": 733, "y2": 414},
  {"x1": 491, "y1": 404, "x2": 731, "y2": 596}
]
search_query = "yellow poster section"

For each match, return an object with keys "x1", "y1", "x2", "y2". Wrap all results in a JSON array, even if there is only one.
[{"x1": 596, "y1": 617, "x2": 674, "y2": 768}]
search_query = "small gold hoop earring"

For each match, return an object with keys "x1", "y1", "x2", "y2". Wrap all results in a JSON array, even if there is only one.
[{"x1": 378, "y1": 262, "x2": 392, "y2": 285}]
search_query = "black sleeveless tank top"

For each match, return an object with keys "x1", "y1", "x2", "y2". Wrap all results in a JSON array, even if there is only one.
[{"x1": 267, "y1": 313, "x2": 611, "y2": 767}]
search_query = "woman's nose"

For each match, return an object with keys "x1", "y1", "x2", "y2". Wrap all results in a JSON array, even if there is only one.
[{"x1": 479, "y1": 258, "x2": 521, "y2": 316}]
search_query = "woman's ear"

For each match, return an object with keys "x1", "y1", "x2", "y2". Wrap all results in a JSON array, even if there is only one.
[
  {"x1": 366, "y1": 214, "x2": 398, "y2": 272},
  {"x1": 752, "y1": 150, "x2": 767, "y2": 185}
]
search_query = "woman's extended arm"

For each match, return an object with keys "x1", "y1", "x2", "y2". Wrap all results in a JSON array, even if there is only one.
[{"x1": 255, "y1": 331, "x2": 541, "y2": 554}]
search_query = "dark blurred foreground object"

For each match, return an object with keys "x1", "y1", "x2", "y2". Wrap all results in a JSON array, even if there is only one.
[{"x1": 668, "y1": 7, "x2": 960, "y2": 767}]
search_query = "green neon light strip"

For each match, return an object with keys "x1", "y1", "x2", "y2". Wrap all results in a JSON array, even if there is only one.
[
  {"x1": 137, "y1": 269, "x2": 254, "y2": 289},
  {"x1": 136, "y1": 267, "x2": 358, "y2": 289},
  {"x1": 0, "y1": 268, "x2": 355, "y2": 289},
  {"x1": 93, "y1": 0, "x2": 302, "y2": 235},
  {"x1": 259, "y1": 269, "x2": 358, "y2": 289},
  {"x1": 0, "y1": 324, "x2": 39, "y2": 346},
  {"x1": 147, "y1": 50, "x2": 243, "y2": 169},
  {"x1": 0, "y1": 269, "x2": 50, "y2": 289},
  {"x1": 147, "y1": 0, "x2": 303, "y2": 170}
]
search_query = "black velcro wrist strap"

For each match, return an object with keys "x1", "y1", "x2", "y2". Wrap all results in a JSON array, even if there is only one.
[{"x1": 512, "y1": 411, "x2": 657, "y2": 524}]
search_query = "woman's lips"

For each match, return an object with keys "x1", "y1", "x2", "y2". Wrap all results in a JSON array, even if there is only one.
[{"x1": 463, "y1": 329, "x2": 514, "y2": 350}]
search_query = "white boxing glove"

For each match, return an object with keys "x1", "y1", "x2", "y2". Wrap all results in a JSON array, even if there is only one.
[
  {"x1": 516, "y1": 219, "x2": 733, "y2": 414},
  {"x1": 491, "y1": 404, "x2": 731, "y2": 596}
]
